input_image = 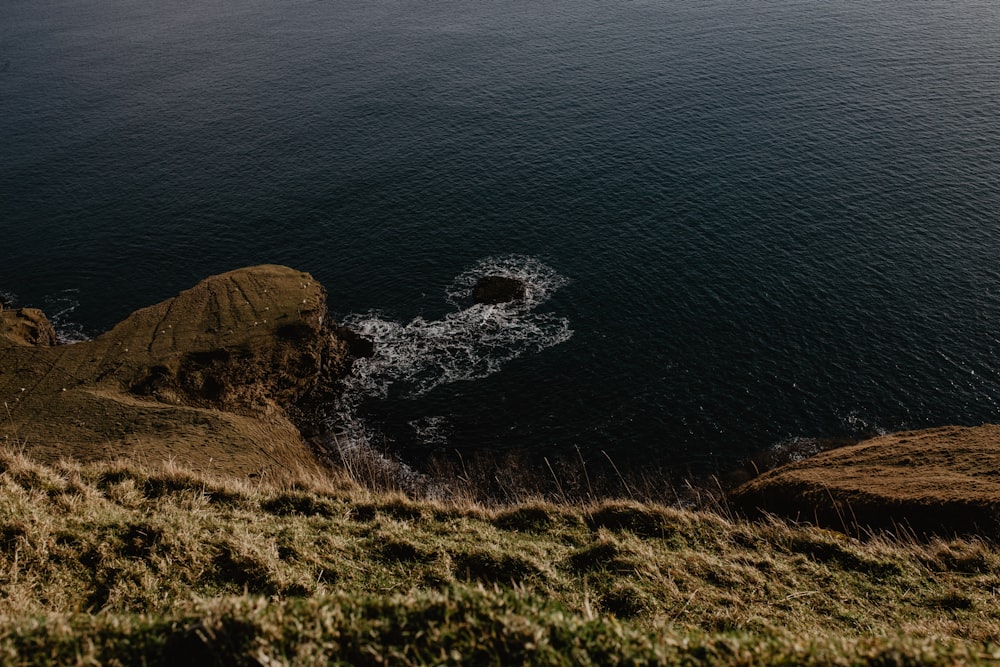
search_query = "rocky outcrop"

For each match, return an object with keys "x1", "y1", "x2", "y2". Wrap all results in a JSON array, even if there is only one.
[
  {"x1": 472, "y1": 276, "x2": 526, "y2": 305},
  {"x1": 730, "y1": 425, "x2": 1000, "y2": 538},
  {"x1": 0, "y1": 266, "x2": 360, "y2": 479},
  {"x1": 0, "y1": 308, "x2": 59, "y2": 347}
]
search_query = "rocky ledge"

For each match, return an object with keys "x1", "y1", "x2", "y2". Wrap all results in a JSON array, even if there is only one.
[
  {"x1": 0, "y1": 265, "x2": 363, "y2": 480},
  {"x1": 730, "y1": 425, "x2": 1000, "y2": 539}
]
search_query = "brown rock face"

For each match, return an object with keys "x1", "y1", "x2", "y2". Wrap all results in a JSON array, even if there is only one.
[
  {"x1": 0, "y1": 308, "x2": 59, "y2": 347},
  {"x1": 0, "y1": 265, "x2": 356, "y2": 479},
  {"x1": 730, "y1": 425, "x2": 1000, "y2": 539}
]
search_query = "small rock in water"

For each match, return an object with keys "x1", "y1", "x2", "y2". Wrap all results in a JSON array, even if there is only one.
[{"x1": 472, "y1": 276, "x2": 526, "y2": 305}]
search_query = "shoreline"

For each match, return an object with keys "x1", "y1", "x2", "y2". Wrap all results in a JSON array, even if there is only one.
[{"x1": 4, "y1": 265, "x2": 1000, "y2": 539}]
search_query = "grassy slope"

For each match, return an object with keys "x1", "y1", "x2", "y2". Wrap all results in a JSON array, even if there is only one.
[{"x1": 1, "y1": 449, "x2": 999, "y2": 665}]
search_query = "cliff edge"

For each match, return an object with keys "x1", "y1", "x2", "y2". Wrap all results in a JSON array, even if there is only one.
[
  {"x1": 730, "y1": 425, "x2": 1000, "y2": 538},
  {"x1": 0, "y1": 265, "x2": 353, "y2": 479}
]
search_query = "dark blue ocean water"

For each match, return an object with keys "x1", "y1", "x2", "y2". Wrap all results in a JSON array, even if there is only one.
[{"x1": 3, "y1": 0, "x2": 1000, "y2": 475}]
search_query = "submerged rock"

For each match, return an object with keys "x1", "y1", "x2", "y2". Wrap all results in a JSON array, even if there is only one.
[
  {"x1": 472, "y1": 275, "x2": 526, "y2": 305},
  {"x1": 0, "y1": 265, "x2": 362, "y2": 479}
]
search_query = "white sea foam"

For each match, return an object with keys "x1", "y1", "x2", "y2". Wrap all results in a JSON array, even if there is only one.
[
  {"x1": 765, "y1": 436, "x2": 824, "y2": 465},
  {"x1": 0, "y1": 289, "x2": 90, "y2": 344},
  {"x1": 839, "y1": 410, "x2": 887, "y2": 436},
  {"x1": 408, "y1": 415, "x2": 452, "y2": 448},
  {"x1": 43, "y1": 290, "x2": 90, "y2": 344},
  {"x1": 326, "y1": 255, "x2": 572, "y2": 459}
]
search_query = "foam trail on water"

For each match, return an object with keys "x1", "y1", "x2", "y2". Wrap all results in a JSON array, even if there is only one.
[
  {"x1": 327, "y1": 255, "x2": 572, "y2": 458},
  {"x1": 838, "y1": 410, "x2": 887, "y2": 437},
  {"x1": 408, "y1": 416, "x2": 452, "y2": 449},
  {"x1": 0, "y1": 289, "x2": 90, "y2": 344},
  {"x1": 43, "y1": 290, "x2": 90, "y2": 344}
]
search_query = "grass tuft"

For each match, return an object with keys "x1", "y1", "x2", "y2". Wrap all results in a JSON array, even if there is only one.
[
  {"x1": 586, "y1": 500, "x2": 689, "y2": 539},
  {"x1": 261, "y1": 491, "x2": 338, "y2": 517}
]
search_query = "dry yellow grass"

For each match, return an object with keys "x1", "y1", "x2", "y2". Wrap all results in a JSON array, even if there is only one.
[
  {"x1": 1, "y1": 447, "x2": 999, "y2": 664},
  {"x1": 732, "y1": 425, "x2": 1000, "y2": 538}
]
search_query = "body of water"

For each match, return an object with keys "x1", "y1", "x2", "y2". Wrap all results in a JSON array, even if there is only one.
[{"x1": 3, "y1": 0, "x2": 1000, "y2": 475}]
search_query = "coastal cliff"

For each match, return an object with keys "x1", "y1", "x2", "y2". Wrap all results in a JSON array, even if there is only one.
[
  {"x1": 2, "y1": 268, "x2": 1000, "y2": 662},
  {"x1": 731, "y1": 425, "x2": 1000, "y2": 538},
  {"x1": 4, "y1": 266, "x2": 1000, "y2": 539},
  {"x1": 0, "y1": 265, "x2": 356, "y2": 479}
]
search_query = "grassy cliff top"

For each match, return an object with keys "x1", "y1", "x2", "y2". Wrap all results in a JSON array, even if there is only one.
[
  {"x1": 1, "y1": 448, "x2": 998, "y2": 665},
  {"x1": 0, "y1": 265, "x2": 348, "y2": 479},
  {"x1": 732, "y1": 425, "x2": 1000, "y2": 539}
]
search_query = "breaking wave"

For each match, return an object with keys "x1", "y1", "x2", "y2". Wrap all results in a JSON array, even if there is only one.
[
  {"x1": 0, "y1": 289, "x2": 90, "y2": 344},
  {"x1": 43, "y1": 290, "x2": 90, "y2": 344},
  {"x1": 838, "y1": 410, "x2": 888, "y2": 438},
  {"x1": 324, "y1": 255, "x2": 572, "y2": 461}
]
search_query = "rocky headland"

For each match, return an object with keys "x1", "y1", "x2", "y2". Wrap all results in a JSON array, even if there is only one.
[{"x1": 0, "y1": 265, "x2": 363, "y2": 480}]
